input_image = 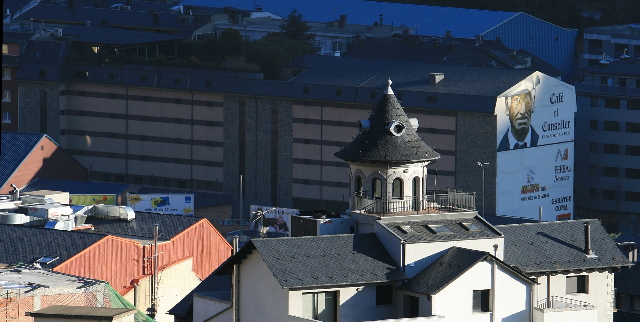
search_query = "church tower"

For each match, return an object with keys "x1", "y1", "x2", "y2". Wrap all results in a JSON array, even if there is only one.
[{"x1": 335, "y1": 79, "x2": 441, "y2": 222}]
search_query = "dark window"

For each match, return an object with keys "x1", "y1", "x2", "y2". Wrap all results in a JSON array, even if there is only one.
[
  {"x1": 303, "y1": 86, "x2": 310, "y2": 94},
  {"x1": 103, "y1": 174, "x2": 111, "y2": 182},
  {"x1": 626, "y1": 122, "x2": 640, "y2": 133},
  {"x1": 108, "y1": 73, "x2": 115, "y2": 80},
  {"x1": 74, "y1": 70, "x2": 88, "y2": 79},
  {"x1": 392, "y1": 178, "x2": 403, "y2": 198},
  {"x1": 601, "y1": 77, "x2": 610, "y2": 85},
  {"x1": 626, "y1": 168, "x2": 640, "y2": 179},
  {"x1": 605, "y1": 98, "x2": 620, "y2": 109},
  {"x1": 473, "y1": 289, "x2": 491, "y2": 312},
  {"x1": 178, "y1": 180, "x2": 187, "y2": 188},
  {"x1": 140, "y1": 75, "x2": 147, "y2": 82},
  {"x1": 590, "y1": 97, "x2": 598, "y2": 107},
  {"x1": 354, "y1": 176, "x2": 363, "y2": 194},
  {"x1": 627, "y1": 145, "x2": 640, "y2": 156},
  {"x1": 566, "y1": 276, "x2": 587, "y2": 293},
  {"x1": 589, "y1": 188, "x2": 597, "y2": 199},
  {"x1": 134, "y1": 177, "x2": 143, "y2": 184},
  {"x1": 603, "y1": 167, "x2": 618, "y2": 177},
  {"x1": 39, "y1": 70, "x2": 47, "y2": 79},
  {"x1": 626, "y1": 191, "x2": 640, "y2": 202},
  {"x1": 164, "y1": 179, "x2": 171, "y2": 187},
  {"x1": 205, "y1": 80, "x2": 212, "y2": 87},
  {"x1": 302, "y1": 291, "x2": 337, "y2": 322},
  {"x1": 628, "y1": 100, "x2": 640, "y2": 110},
  {"x1": 588, "y1": 39, "x2": 602, "y2": 49},
  {"x1": 590, "y1": 119, "x2": 598, "y2": 130},
  {"x1": 115, "y1": 175, "x2": 124, "y2": 183},
  {"x1": 174, "y1": 78, "x2": 180, "y2": 85},
  {"x1": 426, "y1": 96, "x2": 438, "y2": 103},
  {"x1": 603, "y1": 189, "x2": 617, "y2": 200},
  {"x1": 590, "y1": 142, "x2": 598, "y2": 153},
  {"x1": 149, "y1": 178, "x2": 157, "y2": 186},
  {"x1": 604, "y1": 144, "x2": 619, "y2": 154},
  {"x1": 619, "y1": 78, "x2": 627, "y2": 87},
  {"x1": 372, "y1": 178, "x2": 382, "y2": 199},
  {"x1": 335, "y1": 89, "x2": 342, "y2": 97},
  {"x1": 370, "y1": 91, "x2": 377, "y2": 99},
  {"x1": 604, "y1": 121, "x2": 619, "y2": 131},
  {"x1": 376, "y1": 285, "x2": 393, "y2": 306},
  {"x1": 589, "y1": 165, "x2": 598, "y2": 176}
]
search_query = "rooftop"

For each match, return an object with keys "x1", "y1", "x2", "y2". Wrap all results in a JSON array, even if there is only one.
[
  {"x1": 378, "y1": 213, "x2": 502, "y2": 243},
  {"x1": 85, "y1": 211, "x2": 204, "y2": 241}
]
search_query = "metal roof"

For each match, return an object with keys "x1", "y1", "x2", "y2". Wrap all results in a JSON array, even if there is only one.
[{"x1": 497, "y1": 219, "x2": 632, "y2": 274}]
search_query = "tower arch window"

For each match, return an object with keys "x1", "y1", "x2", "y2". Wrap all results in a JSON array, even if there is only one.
[
  {"x1": 372, "y1": 178, "x2": 382, "y2": 199},
  {"x1": 355, "y1": 176, "x2": 363, "y2": 196},
  {"x1": 392, "y1": 178, "x2": 403, "y2": 199}
]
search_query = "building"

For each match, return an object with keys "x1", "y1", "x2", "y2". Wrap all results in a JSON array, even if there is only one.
[
  {"x1": 2, "y1": 31, "x2": 32, "y2": 130},
  {"x1": 0, "y1": 210, "x2": 231, "y2": 322},
  {"x1": 615, "y1": 263, "x2": 640, "y2": 316},
  {"x1": 22, "y1": 178, "x2": 130, "y2": 205},
  {"x1": 0, "y1": 266, "x2": 150, "y2": 322},
  {"x1": 574, "y1": 43, "x2": 640, "y2": 233},
  {"x1": 0, "y1": 132, "x2": 88, "y2": 194},
  {"x1": 182, "y1": 79, "x2": 629, "y2": 322},
  {"x1": 579, "y1": 24, "x2": 640, "y2": 70}
]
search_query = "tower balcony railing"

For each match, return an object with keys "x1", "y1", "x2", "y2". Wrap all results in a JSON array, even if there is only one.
[
  {"x1": 536, "y1": 296, "x2": 595, "y2": 310},
  {"x1": 352, "y1": 188, "x2": 475, "y2": 216}
]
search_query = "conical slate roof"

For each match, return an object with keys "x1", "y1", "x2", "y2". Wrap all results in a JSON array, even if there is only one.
[{"x1": 335, "y1": 80, "x2": 441, "y2": 163}]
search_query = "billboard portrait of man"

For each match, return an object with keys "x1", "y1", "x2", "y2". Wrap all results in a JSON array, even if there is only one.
[{"x1": 497, "y1": 86, "x2": 538, "y2": 152}]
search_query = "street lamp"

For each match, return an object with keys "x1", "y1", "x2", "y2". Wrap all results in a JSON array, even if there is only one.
[{"x1": 476, "y1": 162, "x2": 489, "y2": 217}]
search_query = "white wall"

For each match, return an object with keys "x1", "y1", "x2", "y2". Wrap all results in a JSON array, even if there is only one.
[
  {"x1": 432, "y1": 260, "x2": 531, "y2": 322},
  {"x1": 193, "y1": 294, "x2": 231, "y2": 322}
]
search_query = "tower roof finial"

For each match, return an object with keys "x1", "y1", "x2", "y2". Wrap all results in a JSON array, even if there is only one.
[{"x1": 384, "y1": 78, "x2": 394, "y2": 95}]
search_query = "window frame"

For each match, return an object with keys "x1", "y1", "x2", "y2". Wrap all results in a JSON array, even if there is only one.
[
  {"x1": 566, "y1": 275, "x2": 588, "y2": 294},
  {"x1": 472, "y1": 289, "x2": 492, "y2": 312},
  {"x1": 376, "y1": 285, "x2": 394, "y2": 306}
]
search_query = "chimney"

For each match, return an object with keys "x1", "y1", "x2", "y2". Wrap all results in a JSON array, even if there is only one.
[
  {"x1": 379, "y1": 14, "x2": 383, "y2": 26},
  {"x1": 339, "y1": 15, "x2": 347, "y2": 28},
  {"x1": 584, "y1": 222, "x2": 593, "y2": 256},
  {"x1": 429, "y1": 73, "x2": 444, "y2": 84},
  {"x1": 445, "y1": 30, "x2": 452, "y2": 37}
]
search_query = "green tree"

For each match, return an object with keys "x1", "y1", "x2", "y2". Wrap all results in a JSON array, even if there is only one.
[
  {"x1": 246, "y1": 32, "x2": 315, "y2": 80},
  {"x1": 218, "y1": 28, "x2": 243, "y2": 58},
  {"x1": 280, "y1": 8, "x2": 315, "y2": 43}
]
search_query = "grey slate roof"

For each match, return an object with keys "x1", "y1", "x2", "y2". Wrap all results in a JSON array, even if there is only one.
[
  {"x1": 334, "y1": 83, "x2": 441, "y2": 163},
  {"x1": 84, "y1": 211, "x2": 203, "y2": 240},
  {"x1": 0, "y1": 224, "x2": 106, "y2": 267},
  {"x1": 23, "y1": 178, "x2": 129, "y2": 196},
  {"x1": 497, "y1": 219, "x2": 632, "y2": 274},
  {"x1": 0, "y1": 132, "x2": 47, "y2": 188},
  {"x1": 217, "y1": 233, "x2": 406, "y2": 289},
  {"x1": 400, "y1": 247, "x2": 533, "y2": 295},
  {"x1": 59, "y1": 25, "x2": 183, "y2": 46},
  {"x1": 379, "y1": 215, "x2": 502, "y2": 243},
  {"x1": 615, "y1": 263, "x2": 640, "y2": 296}
]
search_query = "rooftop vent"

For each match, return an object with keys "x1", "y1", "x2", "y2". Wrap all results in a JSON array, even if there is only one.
[
  {"x1": 599, "y1": 53, "x2": 609, "y2": 65},
  {"x1": 429, "y1": 73, "x2": 444, "y2": 84},
  {"x1": 621, "y1": 48, "x2": 630, "y2": 59}
]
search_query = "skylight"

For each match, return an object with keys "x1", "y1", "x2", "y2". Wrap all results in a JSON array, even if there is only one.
[
  {"x1": 461, "y1": 222, "x2": 481, "y2": 231},
  {"x1": 426, "y1": 224, "x2": 453, "y2": 234}
]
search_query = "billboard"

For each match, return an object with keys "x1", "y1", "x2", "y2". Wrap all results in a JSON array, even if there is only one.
[
  {"x1": 70, "y1": 194, "x2": 117, "y2": 205},
  {"x1": 249, "y1": 205, "x2": 299, "y2": 237},
  {"x1": 127, "y1": 193, "x2": 194, "y2": 216},
  {"x1": 495, "y1": 72, "x2": 576, "y2": 221}
]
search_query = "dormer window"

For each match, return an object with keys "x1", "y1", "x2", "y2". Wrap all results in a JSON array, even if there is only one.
[{"x1": 387, "y1": 121, "x2": 405, "y2": 136}]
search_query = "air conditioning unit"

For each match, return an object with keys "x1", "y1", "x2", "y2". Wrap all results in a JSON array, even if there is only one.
[{"x1": 53, "y1": 28, "x2": 62, "y2": 37}]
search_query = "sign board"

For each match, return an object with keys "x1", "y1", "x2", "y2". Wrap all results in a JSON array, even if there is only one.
[
  {"x1": 249, "y1": 205, "x2": 299, "y2": 237},
  {"x1": 127, "y1": 193, "x2": 194, "y2": 216},
  {"x1": 70, "y1": 194, "x2": 117, "y2": 206},
  {"x1": 495, "y1": 72, "x2": 576, "y2": 221}
]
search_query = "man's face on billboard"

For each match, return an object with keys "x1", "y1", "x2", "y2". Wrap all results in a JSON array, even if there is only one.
[{"x1": 507, "y1": 91, "x2": 533, "y2": 142}]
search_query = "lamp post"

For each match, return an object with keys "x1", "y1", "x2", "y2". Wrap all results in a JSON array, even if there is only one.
[{"x1": 476, "y1": 162, "x2": 489, "y2": 217}]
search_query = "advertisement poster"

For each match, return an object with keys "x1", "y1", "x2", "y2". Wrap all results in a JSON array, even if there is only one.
[
  {"x1": 249, "y1": 205, "x2": 299, "y2": 237},
  {"x1": 495, "y1": 72, "x2": 576, "y2": 221},
  {"x1": 127, "y1": 193, "x2": 194, "y2": 216},
  {"x1": 70, "y1": 194, "x2": 116, "y2": 205}
]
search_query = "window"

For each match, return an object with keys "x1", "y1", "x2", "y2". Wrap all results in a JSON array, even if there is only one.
[
  {"x1": 590, "y1": 142, "x2": 598, "y2": 153},
  {"x1": 134, "y1": 177, "x2": 143, "y2": 184},
  {"x1": 626, "y1": 191, "x2": 640, "y2": 202},
  {"x1": 426, "y1": 95, "x2": 438, "y2": 103},
  {"x1": 392, "y1": 178, "x2": 403, "y2": 199},
  {"x1": 149, "y1": 177, "x2": 158, "y2": 186},
  {"x1": 376, "y1": 285, "x2": 393, "y2": 306},
  {"x1": 605, "y1": 98, "x2": 620, "y2": 109},
  {"x1": 115, "y1": 175, "x2": 124, "y2": 183},
  {"x1": 335, "y1": 89, "x2": 342, "y2": 97},
  {"x1": 627, "y1": 145, "x2": 640, "y2": 156},
  {"x1": 628, "y1": 100, "x2": 640, "y2": 110},
  {"x1": 173, "y1": 78, "x2": 180, "y2": 85},
  {"x1": 604, "y1": 144, "x2": 619, "y2": 154},
  {"x1": 302, "y1": 291, "x2": 337, "y2": 322},
  {"x1": 2, "y1": 90, "x2": 10, "y2": 102},
  {"x1": 566, "y1": 275, "x2": 587, "y2": 294},
  {"x1": 372, "y1": 178, "x2": 382, "y2": 198},
  {"x1": 426, "y1": 224, "x2": 453, "y2": 234},
  {"x1": 601, "y1": 77, "x2": 610, "y2": 85},
  {"x1": 603, "y1": 190, "x2": 617, "y2": 200},
  {"x1": 603, "y1": 121, "x2": 619, "y2": 131},
  {"x1": 1, "y1": 112, "x2": 11, "y2": 123},
  {"x1": 603, "y1": 167, "x2": 618, "y2": 177},
  {"x1": 2, "y1": 67, "x2": 10, "y2": 80},
  {"x1": 619, "y1": 78, "x2": 627, "y2": 87},
  {"x1": 461, "y1": 222, "x2": 481, "y2": 231},
  {"x1": 178, "y1": 180, "x2": 187, "y2": 188},
  {"x1": 589, "y1": 165, "x2": 598, "y2": 176},
  {"x1": 303, "y1": 86, "x2": 310, "y2": 94},
  {"x1": 626, "y1": 122, "x2": 640, "y2": 133},
  {"x1": 108, "y1": 72, "x2": 115, "y2": 80},
  {"x1": 370, "y1": 91, "x2": 377, "y2": 99},
  {"x1": 473, "y1": 289, "x2": 491, "y2": 312},
  {"x1": 39, "y1": 70, "x2": 47, "y2": 79},
  {"x1": 1, "y1": 44, "x2": 7, "y2": 54},
  {"x1": 589, "y1": 119, "x2": 598, "y2": 130},
  {"x1": 354, "y1": 176, "x2": 363, "y2": 195},
  {"x1": 205, "y1": 80, "x2": 212, "y2": 87},
  {"x1": 589, "y1": 188, "x2": 597, "y2": 199},
  {"x1": 164, "y1": 179, "x2": 171, "y2": 187},
  {"x1": 140, "y1": 75, "x2": 147, "y2": 82},
  {"x1": 590, "y1": 97, "x2": 598, "y2": 107},
  {"x1": 626, "y1": 168, "x2": 640, "y2": 179}
]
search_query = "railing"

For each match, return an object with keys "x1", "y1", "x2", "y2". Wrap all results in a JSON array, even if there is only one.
[
  {"x1": 574, "y1": 83, "x2": 640, "y2": 96},
  {"x1": 352, "y1": 188, "x2": 475, "y2": 215},
  {"x1": 536, "y1": 296, "x2": 595, "y2": 310}
]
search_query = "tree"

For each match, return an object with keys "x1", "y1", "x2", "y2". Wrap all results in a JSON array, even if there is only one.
[
  {"x1": 280, "y1": 8, "x2": 315, "y2": 43},
  {"x1": 246, "y1": 32, "x2": 316, "y2": 80}
]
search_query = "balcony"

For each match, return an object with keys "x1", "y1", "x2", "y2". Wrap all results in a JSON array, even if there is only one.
[
  {"x1": 351, "y1": 188, "x2": 476, "y2": 216},
  {"x1": 533, "y1": 296, "x2": 597, "y2": 322},
  {"x1": 575, "y1": 83, "x2": 640, "y2": 96}
]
